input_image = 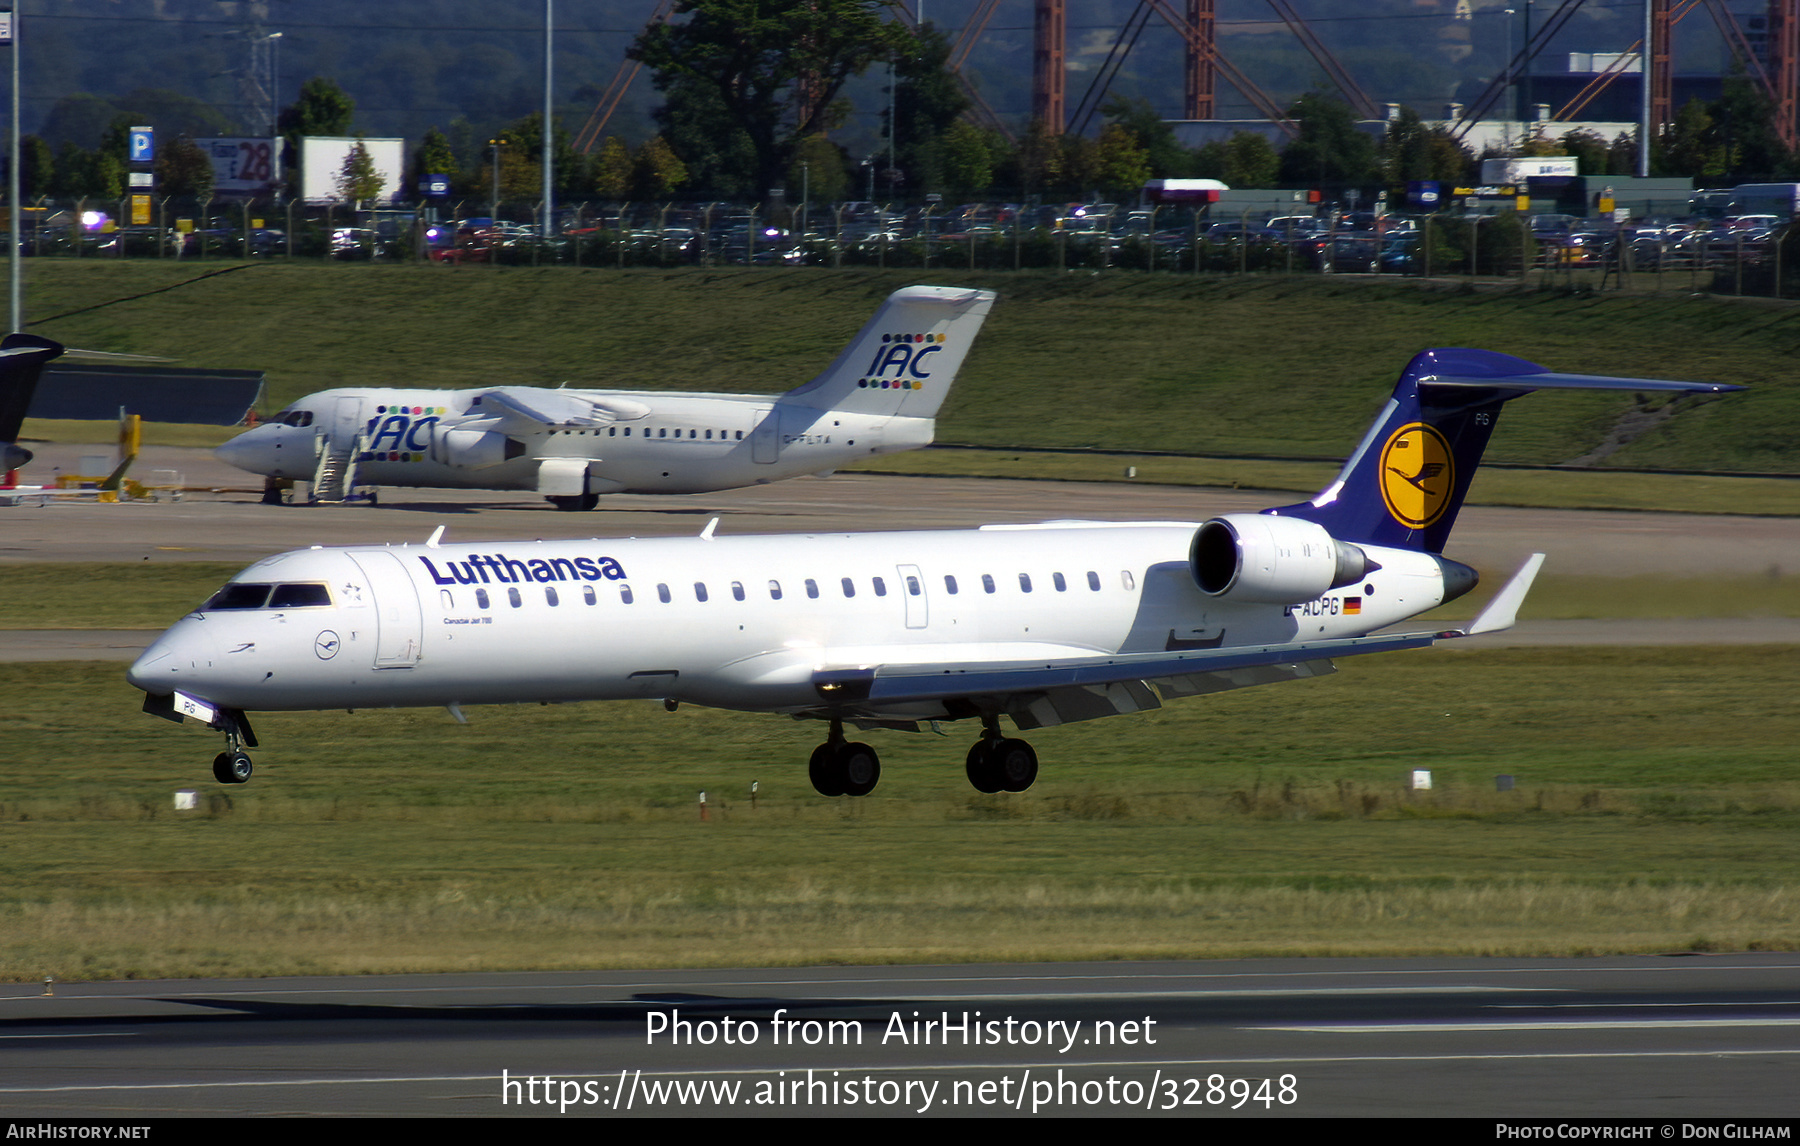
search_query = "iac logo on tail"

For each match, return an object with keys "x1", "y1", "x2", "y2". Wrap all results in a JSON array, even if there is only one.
[
  {"x1": 862, "y1": 332, "x2": 948, "y2": 386},
  {"x1": 1378, "y1": 423, "x2": 1454, "y2": 528}
]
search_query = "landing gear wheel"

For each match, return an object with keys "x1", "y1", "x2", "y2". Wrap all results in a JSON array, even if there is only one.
[
  {"x1": 992, "y1": 738, "x2": 1038, "y2": 792},
  {"x1": 809, "y1": 741, "x2": 881, "y2": 796},
  {"x1": 965, "y1": 741, "x2": 1004, "y2": 794},
  {"x1": 809, "y1": 743, "x2": 846, "y2": 797},
  {"x1": 546, "y1": 495, "x2": 585, "y2": 512},
  {"x1": 212, "y1": 750, "x2": 253, "y2": 784},
  {"x1": 838, "y1": 742, "x2": 881, "y2": 797}
]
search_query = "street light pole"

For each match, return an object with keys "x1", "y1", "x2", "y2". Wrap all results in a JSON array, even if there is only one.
[
  {"x1": 542, "y1": 0, "x2": 553, "y2": 240},
  {"x1": 490, "y1": 138, "x2": 506, "y2": 222},
  {"x1": 6, "y1": 6, "x2": 20, "y2": 333}
]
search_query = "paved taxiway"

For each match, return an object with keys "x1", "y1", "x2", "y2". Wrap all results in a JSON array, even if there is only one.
[{"x1": 3, "y1": 957, "x2": 1797, "y2": 1117}]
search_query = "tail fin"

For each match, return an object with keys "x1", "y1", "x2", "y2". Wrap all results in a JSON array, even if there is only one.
[
  {"x1": 779, "y1": 285, "x2": 995, "y2": 418},
  {"x1": 1266, "y1": 348, "x2": 1743, "y2": 553},
  {"x1": 0, "y1": 333, "x2": 65, "y2": 470}
]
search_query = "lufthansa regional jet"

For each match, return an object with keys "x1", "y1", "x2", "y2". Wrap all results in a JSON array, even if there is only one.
[
  {"x1": 128, "y1": 347, "x2": 1740, "y2": 795},
  {"x1": 214, "y1": 285, "x2": 995, "y2": 509}
]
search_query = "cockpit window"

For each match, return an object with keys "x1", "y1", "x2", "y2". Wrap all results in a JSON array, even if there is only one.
[
  {"x1": 202, "y1": 582, "x2": 331, "y2": 611},
  {"x1": 268, "y1": 583, "x2": 332, "y2": 608},
  {"x1": 271, "y1": 409, "x2": 315, "y2": 428},
  {"x1": 203, "y1": 583, "x2": 272, "y2": 610}
]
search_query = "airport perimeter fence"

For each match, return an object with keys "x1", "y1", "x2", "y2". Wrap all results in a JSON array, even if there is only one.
[{"x1": 18, "y1": 196, "x2": 1800, "y2": 299}]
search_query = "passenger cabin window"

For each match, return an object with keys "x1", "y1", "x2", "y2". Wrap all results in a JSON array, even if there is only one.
[
  {"x1": 545, "y1": 587, "x2": 559, "y2": 607},
  {"x1": 583, "y1": 585, "x2": 597, "y2": 605},
  {"x1": 944, "y1": 575, "x2": 958, "y2": 594},
  {"x1": 476, "y1": 588, "x2": 491, "y2": 609},
  {"x1": 906, "y1": 576, "x2": 921, "y2": 596},
  {"x1": 657, "y1": 584, "x2": 672, "y2": 603},
  {"x1": 694, "y1": 582, "x2": 709, "y2": 602},
  {"x1": 1087, "y1": 571, "x2": 1101, "y2": 591},
  {"x1": 1052, "y1": 572, "x2": 1067, "y2": 592},
  {"x1": 1121, "y1": 571, "x2": 1136, "y2": 590},
  {"x1": 981, "y1": 574, "x2": 995, "y2": 594},
  {"x1": 1019, "y1": 573, "x2": 1033, "y2": 593},
  {"x1": 841, "y1": 577, "x2": 855, "y2": 598},
  {"x1": 440, "y1": 590, "x2": 454, "y2": 610},
  {"x1": 873, "y1": 577, "x2": 887, "y2": 597},
  {"x1": 731, "y1": 581, "x2": 745, "y2": 601},
  {"x1": 768, "y1": 580, "x2": 783, "y2": 600},
  {"x1": 805, "y1": 579, "x2": 820, "y2": 599},
  {"x1": 620, "y1": 585, "x2": 635, "y2": 604},
  {"x1": 508, "y1": 587, "x2": 522, "y2": 608}
]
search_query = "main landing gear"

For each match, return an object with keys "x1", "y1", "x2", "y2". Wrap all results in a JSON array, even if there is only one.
[
  {"x1": 805, "y1": 716, "x2": 1040, "y2": 797},
  {"x1": 545, "y1": 493, "x2": 600, "y2": 511},
  {"x1": 809, "y1": 721, "x2": 881, "y2": 797},
  {"x1": 965, "y1": 717, "x2": 1038, "y2": 794}
]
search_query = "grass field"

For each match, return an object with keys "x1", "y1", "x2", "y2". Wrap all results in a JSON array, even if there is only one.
[
  {"x1": 19, "y1": 263, "x2": 1800, "y2": 474},
  {"x1": 6, "y1": 265, "x2": 1796, "y2": 979},
  {"x1": 3, "y1": 647, "x2": 1797, "y2": 979}
]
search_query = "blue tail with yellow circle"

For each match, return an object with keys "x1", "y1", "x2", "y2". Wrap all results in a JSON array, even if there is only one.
[{"x1": 1264, "y1": 348, "x2": 1743, "y2": 554}]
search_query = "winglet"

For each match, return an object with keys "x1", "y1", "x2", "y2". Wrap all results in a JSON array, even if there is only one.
[
  {"x1": 1460, "y1": 553, "x2": 1545, "y2": 636},
  {"x1": 426, "y1": 525, "x2": 446, "y2": 549},
  {"x1": 699, "y1": 516, "x2": 719, "y2": 541}
]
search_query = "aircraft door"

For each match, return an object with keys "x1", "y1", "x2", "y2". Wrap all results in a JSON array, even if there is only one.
[
  {"x1": 896, "y1": 564, "x2": 928, "y2": 629},
  {"x1": 348, "y1": 551, "x2": 424, "y2": 668},
  {"x1": 750, "y1": 407, "x2": 779, "y2": 464},
  {"x1": 331, "y1": 395, "x2": 364, "y2": 451}
]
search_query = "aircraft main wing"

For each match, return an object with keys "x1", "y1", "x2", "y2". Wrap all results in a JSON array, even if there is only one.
[
  {"x1": 469, "y1": 387, "x2": 652, "y2": 428},
  {"x1": 811, "y1": 555, "x2": 1545, "y2": 731}
]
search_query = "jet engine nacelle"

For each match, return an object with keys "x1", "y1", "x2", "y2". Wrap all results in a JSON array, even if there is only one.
[
  {"x1": 436, "y1": 427, "x2": 525, "y2": 469},
  {"x1": 1190, "y1": 514, "x2": 1370, "y2": 604}
]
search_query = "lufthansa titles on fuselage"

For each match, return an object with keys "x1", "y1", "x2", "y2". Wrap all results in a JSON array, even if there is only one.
[{"x1": 418, "y1": 551, "x2": 628, "y2": 587}]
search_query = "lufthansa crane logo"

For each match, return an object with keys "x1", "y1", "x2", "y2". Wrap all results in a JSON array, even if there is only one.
[{"x1": 1378, "y1": 423, "x2": 1454, "y2": 528}]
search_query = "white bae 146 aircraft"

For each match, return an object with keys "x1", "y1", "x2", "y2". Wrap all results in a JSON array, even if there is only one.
[
  {"x1": 129, "y1": 347, "x2": 1740, "y2": 795},
  {"x1": 215, "y1": 285, "x2": 995, "y2": 509}
]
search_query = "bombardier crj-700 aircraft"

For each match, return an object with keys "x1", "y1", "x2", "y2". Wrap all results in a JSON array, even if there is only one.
[
  {"x1": 215, "y1": 285, "x2": 995, "y2": 509},
  {"x1": 130, "y1": 348, "x2": 1739, "y2": 794}
]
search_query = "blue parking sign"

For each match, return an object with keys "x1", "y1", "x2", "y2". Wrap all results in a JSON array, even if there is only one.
[{"x1": 130, "y1": 127, "x2": 155, "y2": 164}]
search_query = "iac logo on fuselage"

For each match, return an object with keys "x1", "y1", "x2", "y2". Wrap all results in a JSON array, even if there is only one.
[
  {"x1": 364, "y1": 406, "x2": 449, "y2": 459},
  {"x1": 860, "y1": 332, "x2": 945, "y2": 389}
]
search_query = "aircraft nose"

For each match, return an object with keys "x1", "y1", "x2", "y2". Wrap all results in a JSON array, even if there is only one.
[
  {"x1": 127, "y1": 621, "x2": 217, "y2": 693},
  {"x1": 215, "y1": 427, "x2": 302, "y2": 477}
]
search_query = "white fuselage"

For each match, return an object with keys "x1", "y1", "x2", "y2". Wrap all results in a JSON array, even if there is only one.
[
  {"x1": 127, "y1": 523, "x2": 1453, "y2": 719},
  {"x1": 221, "y1": 387, "x2": 934, "y2": 495}
]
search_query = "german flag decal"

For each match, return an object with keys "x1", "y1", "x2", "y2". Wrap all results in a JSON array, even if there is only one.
[{"x1": 1377, "y1": 423, "x2": 1455, "y2": 529}]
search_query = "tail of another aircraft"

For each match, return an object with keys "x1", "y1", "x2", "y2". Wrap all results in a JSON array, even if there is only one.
[
  {"x1": 779, "y1": 285, "x2": 996, "y2": 419},
  {"x1": 1265, "y1": 347, "x2": 1743, "y2": 554},
  {"x1": 0, "y1": 333, "x2": 65, "y2": 471}
]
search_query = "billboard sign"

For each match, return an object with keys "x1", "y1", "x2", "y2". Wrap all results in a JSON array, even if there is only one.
[{"x1": 197, "y1": 138, "x2": 280, "y2": 195}]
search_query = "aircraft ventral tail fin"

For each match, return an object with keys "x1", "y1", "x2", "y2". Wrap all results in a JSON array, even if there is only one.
[
  {"x1": 780, "y1": 285, "x2": 996, "y2": 419},
  {"x1": 1265, "y1": 349, "x2": 1745, "y2": 554}
]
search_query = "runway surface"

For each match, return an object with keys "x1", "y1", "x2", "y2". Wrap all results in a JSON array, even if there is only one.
[
  {"x1": 2, "y1": 957, "x2": 1797, "y2": 1118},
  {"x1": 7, "y1": 445, "x2": 1798, "y2": 580}
]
